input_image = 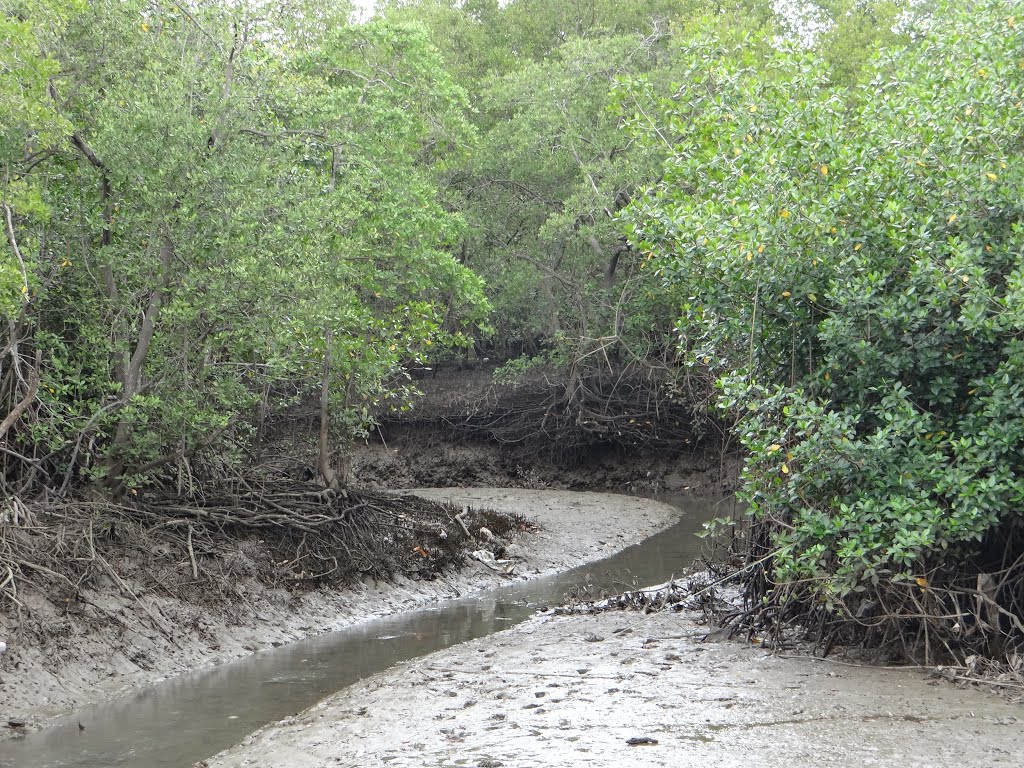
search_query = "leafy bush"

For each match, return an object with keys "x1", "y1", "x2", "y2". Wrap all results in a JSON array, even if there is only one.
[{"x1": 624, "y1": 0, "x2": 1024, "y2": 656}]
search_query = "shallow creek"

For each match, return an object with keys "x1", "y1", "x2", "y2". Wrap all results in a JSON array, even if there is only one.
[{"x1": 0, "y1": 494, "x2": 726, "y2": 768}]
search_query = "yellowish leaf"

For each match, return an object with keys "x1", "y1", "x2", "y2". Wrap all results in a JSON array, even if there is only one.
[
  {"x1": 780, "y1": 209, "x2": 791, "y2": 219},
  {"x1": 781, "y1": 291, "x2": 791, "y2": 297},
  {"x1": 757, "y1": 244, "x2": 765, "y2": 253},
  {"x1": 767, "y1": 444, "x2": 781, "y2": 453},
  {"x1": 948, "y1": 213, "x2": 958, "y2": 224},
  {"x1": 820, "y1": 164, "x2": 828, "y2": 176},
  {"x1": 915, "y1": 576, "x2": 929, "y2": 589},
  {"x1": 961, "y1": 275, "x2": 970, "y2": 284},
  {"x1": 986, "y1": 172, "x2": 998, "y2": 181},
  {"x1": 854, "y1": 242, "x2": 862, "y2": 251},
  {"x1": 808, "y1": 293, "x2": 817, "y2": 302},
  {"x1": 749, "y1": 105, "x2": 757, "y2": 113},
  {"x1": 780, "y1": 464, "x2": 790, "y2": 475}
]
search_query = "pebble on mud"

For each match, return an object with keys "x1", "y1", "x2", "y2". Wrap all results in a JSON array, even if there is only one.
[{"x1": 625, "y1": 736, "x2": 659, "y2": 746}]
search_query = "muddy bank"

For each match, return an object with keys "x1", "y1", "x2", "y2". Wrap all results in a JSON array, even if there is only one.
[
  {"x1": 0, "y1": 490, "x2": 680, "y2": 731},
  {"x1": 343, "y1": 364, "x2": 742, "y2": 498},
  {"x1": 352, "y1": 426, "x2": 741, "y2": 497},
  {"x1": 211, "y1": 606, "x2": 1023, "y2": 768}
]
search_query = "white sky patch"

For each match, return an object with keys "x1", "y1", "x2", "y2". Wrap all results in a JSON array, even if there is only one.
[
  {"x1": 772, "y1": 0, "x2": 833, "y2": 47},
  {"x1": 352, "y1": 0, "x2": 376, "y2": 20}
]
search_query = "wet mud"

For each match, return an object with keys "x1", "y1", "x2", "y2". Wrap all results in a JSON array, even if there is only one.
[
  {"x1": 211, "y1": 609, "x2": 1023, "y2": 768},
  {"x1": 0, "y1": 490, "x2": 684, "y2": 741}
]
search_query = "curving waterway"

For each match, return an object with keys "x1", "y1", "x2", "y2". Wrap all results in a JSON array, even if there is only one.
[{"x1": 0, "y1": 494, "x2": 730, "y2": 768}]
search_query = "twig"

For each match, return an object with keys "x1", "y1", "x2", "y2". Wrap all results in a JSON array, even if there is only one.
[
  {"x1": 455, "y1": 510, "x2": 473, "y2": 540},
  {"x1": 949, "y1": 674, "x2": 1024, "y2": 690},
  {"x1": 97, "y1": 554, "x2": 181, "y2": 647},
  {"x1": 187, "y1": 524, "x2": 198, "y2": 580},
  {"x1": 774, "y1": 653, "x2": 919, "y2": 670}
]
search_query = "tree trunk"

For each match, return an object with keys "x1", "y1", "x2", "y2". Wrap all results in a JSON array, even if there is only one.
[
  {"x1": 318, "y1": 326, "x2": 339, "y2": 490},
  {"x1": 103, "y1": 237, "x2": 175, "y2": 495}
]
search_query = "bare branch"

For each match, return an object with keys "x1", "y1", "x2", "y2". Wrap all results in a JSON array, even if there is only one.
[{"x1": 2, "y1": 203, "x2": 30, "y2": 303}]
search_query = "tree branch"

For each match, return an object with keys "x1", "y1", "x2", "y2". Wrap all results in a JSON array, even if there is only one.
[
  {"x1": 2, "y1": 203, "x2": 30, "y2": 303},
  {"x1": 0, "y1": 349, "x2": 41, "y2": 442}
]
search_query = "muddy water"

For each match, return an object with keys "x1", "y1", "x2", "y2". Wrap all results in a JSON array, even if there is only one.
[{"x1": 0, "y1": 495, "x2": 728, "y2": 768}]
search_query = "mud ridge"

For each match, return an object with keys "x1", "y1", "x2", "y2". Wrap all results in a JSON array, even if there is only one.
[{"x1": 0, "y1": 490, "x2": 681, "y2": 736}]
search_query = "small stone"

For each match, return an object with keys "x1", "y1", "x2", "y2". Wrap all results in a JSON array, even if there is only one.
[{"x1": 626, "y1": 736, "x2": 659, "y2": 746}]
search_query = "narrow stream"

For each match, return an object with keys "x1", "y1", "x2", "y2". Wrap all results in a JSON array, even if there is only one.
[{"x1": 0, "y1": 494, "x2": 730, "y2": 768}]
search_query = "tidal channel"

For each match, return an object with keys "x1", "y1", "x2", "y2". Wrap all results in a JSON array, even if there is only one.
[{"x1": 0, "y1": 494, "x2": 730, "y2": 768}]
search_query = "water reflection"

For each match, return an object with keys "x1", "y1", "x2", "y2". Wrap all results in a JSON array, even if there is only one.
[{"x1": 0, "y1": 495, "x2": 730, "y2": 768}]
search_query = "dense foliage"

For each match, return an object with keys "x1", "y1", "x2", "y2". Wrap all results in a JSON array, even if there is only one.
[
  {"x1": 386, "y1": 0, "x2": 778, "y2": 360},
  {"x1": 625, "y1": 0, "x2": 1024, "y2": 657},
  {"x1": 4, "y1": 0, "x2": 1021, "y2": 658},
  {"x1": 2, "y1": 0, "x2": 486, "y2": 494}
]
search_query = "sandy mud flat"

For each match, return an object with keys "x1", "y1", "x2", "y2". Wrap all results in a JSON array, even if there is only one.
[
  {"x1": 1, "y1": 489, "x2": 680, "y2": 727},
  {"x1": 211, "y1": 607, "x2": 1023, "y2": 768}
]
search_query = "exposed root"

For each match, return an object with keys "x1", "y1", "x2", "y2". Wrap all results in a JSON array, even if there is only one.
[
  {"x1": 689, "y1": 514, "x2": 1024, "y2": 695},
  {"x1": 0, "y1": 484, "x2": 523, "y2": 639},
  {"x1": 380, "y1": 355, "x2": 715, "y2": 466}
]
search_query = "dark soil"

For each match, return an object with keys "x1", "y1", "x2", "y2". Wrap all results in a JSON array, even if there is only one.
[
  {"x1": 351, "y1": 366, "x2": 741, "y2": 497},
  {"x1": 352, "y1": 425, "x2": 739, "y2": 497}
]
